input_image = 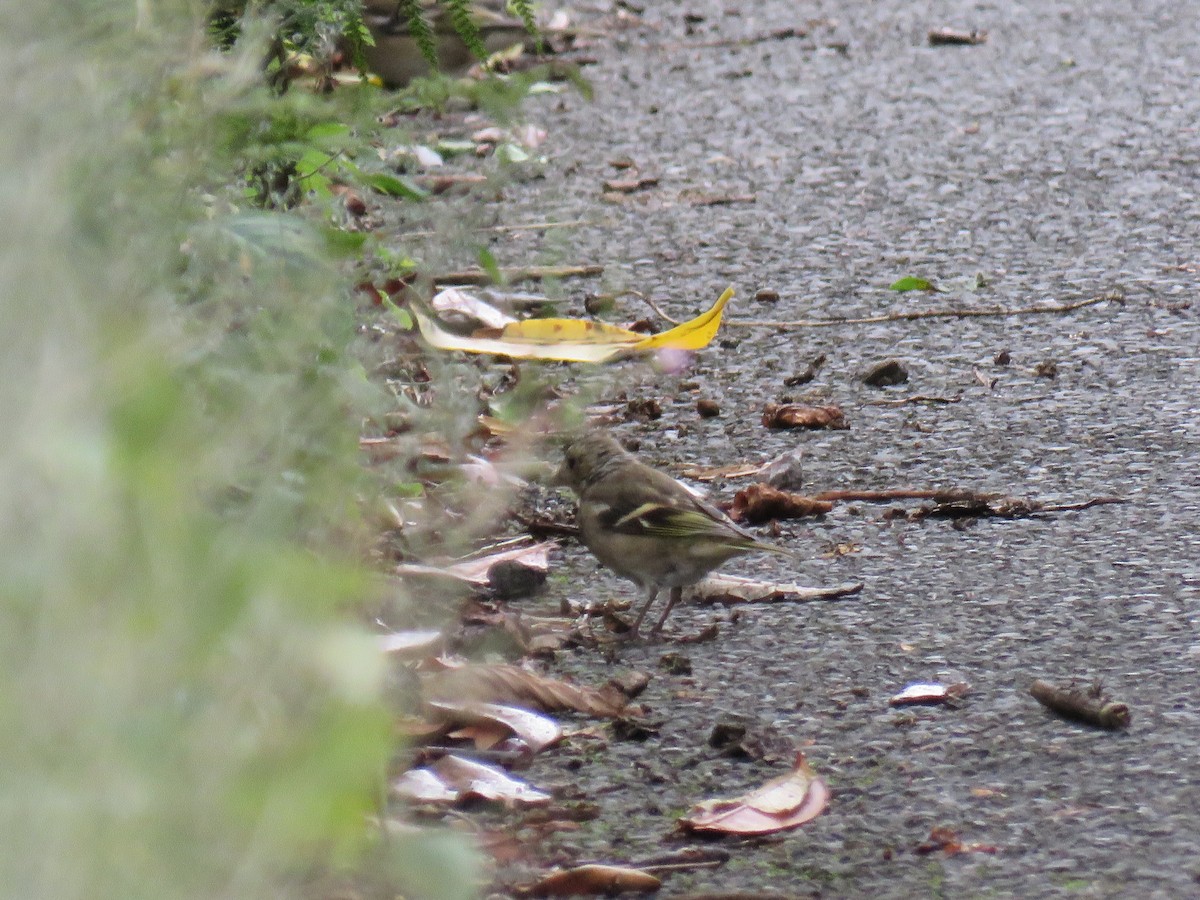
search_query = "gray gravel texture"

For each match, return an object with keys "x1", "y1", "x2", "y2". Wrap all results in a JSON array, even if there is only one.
[{"x1": 437, "y1": 1, "x2": 1199, "y2": 896}]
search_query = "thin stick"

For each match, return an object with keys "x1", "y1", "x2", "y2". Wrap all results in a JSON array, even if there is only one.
[
  {"x1": 398, "y1": 219, "x2": 591, "y2": 239},
  {"x1": 432, "y1": 264, "x2": 604, "y2": 287},
  {"x1": 728, "y1": 292, "x2": 1119, "y2": 328},
  {"x1": 1029, "y1": 679, "x2": 1131, "y2": 729},
  {"x1": 865, "y1": 394, "x2": 963, "y2": 407},
  {"x1": 638, "y1": 290, "x2": 1118, "y2": 329}
]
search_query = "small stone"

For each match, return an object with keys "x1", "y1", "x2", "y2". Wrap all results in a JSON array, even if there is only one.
[
  {"x1": 754, "y1": 288, "x2": 780, "y2": 302},
  {"x1": 994, "y1": 349, "x2": 1011, "y2": 366},
  {"x1": 584, "y1": 293, "x2": 616, "y2": 315},
  {"x1": 1034, "y1": 360, "x2": 1058, "y2": 379},
  {"x1": 863, "y1": 359, "x2": 909, "y2": 387},
  {"x1": 696, "y1": 398, "x2": 721, "y2": 418},
  {"x1": 487, "y1": 559, "x2": 546, "y2": 600},
  {"x1": 626, "y1": 397, "x2": 663, "y2": 420}
]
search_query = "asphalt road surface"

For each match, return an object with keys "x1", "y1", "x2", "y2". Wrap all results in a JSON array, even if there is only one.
[{"x1": 471, "y1": 2, "x2": 1199, "y2": 896}]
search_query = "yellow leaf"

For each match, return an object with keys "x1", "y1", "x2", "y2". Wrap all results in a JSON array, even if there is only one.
[
  {"x1": 497, "y1": 317, "x2": 642, "y2": 346},
  {"x1": 413, "y1": 286, "x2": 733, "y2": 363},
  {"x1": 632, "y1": 285, "x2": 734, "y2": 352}
]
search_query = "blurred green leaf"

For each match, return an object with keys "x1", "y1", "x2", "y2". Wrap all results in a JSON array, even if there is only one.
[
  {"x1": 889, "y1": 276, "x2": 937, "y2": 292},
  {"x1": 360, "y1": 172, "x2": 430, "y2": 201}
]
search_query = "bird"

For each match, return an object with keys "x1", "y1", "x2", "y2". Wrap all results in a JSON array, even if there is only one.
[{"x1": 556, "y1": 431, "x2": 791, "y2": 637}]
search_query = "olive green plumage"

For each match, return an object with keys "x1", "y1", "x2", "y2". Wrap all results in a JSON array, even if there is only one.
[{"x1": 557, "y1": 432, "x2": 789, "y2": 636}]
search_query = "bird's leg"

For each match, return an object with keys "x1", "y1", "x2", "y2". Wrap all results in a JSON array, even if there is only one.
[
  {"x1": 650, "y1": 585, "x2": 684, "y2": 636},
  {"x1": 629, "y1": 587, "x2": 658, "y2": 637}
]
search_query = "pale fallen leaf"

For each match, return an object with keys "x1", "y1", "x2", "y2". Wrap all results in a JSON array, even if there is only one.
[
  {"x1": 679, "y1": 753, "x2": 829, "y2": 835},
  {"x1": 379, "y1": 629, "x2": 445, "y2": 658},
  {"x1": 393, "y1": 754, "x2": 551, "y2": 806},
  {"x1": 432, "y1": 287, "x2": 517, "y2": 329},
  {"x1": 524, "y1": 864, "x2": 661, "y2": 897},
  {"x1": 427, "y1": 700, "x2": 563, "y2": 753},
  {"x1": 395, "y1": 541, "x2": 553, "y2": 587}
]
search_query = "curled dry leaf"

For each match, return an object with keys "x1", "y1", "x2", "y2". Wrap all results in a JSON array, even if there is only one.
[
  {"x1": 423, "y1": 663, "x2": 631, "y2": 717},
  {"x1": 729, "y1": 482, "x2": 834, "y2": 523},
  {"x1": 393, "y1": 753, "x2": 551, "y2": 807},
  {"x1": 679, "y1": 752, "x2": 829, "y2": 835},
  {"x1": 762, "y1": 403, "x2": 849, "y2": 430},
  {"x1": 427, "y1": 700, "x2": 563, "y2": 753},
  {"x1": 522, "y1": 864, "x2": 661, "y2": 897}
]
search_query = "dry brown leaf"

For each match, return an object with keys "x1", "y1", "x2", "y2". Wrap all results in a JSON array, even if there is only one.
[
  {"x1": 523, "y1": 864, "x2": 661, "y2": 897},
  {"x1": 762, "y1": 402, "x2": 848, "y2": 430},
  {"x1": 729, "y1": 482, "x2": 834, "y2": 523},
  {"x1": 914, "y1": 825, "x2": 999, "y2": 856},
  {"x1": 424, "y1": 664, "x2": 630, "y2": 717},
  {"x1": 679, "y1": 753, "x2": 829, "y2": 835}
]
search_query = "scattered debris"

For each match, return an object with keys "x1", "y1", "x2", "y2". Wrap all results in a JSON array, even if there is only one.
[
  {"x1": 659, "y1": 652, "x2": 692, "y2": 675},
  {"x1": 708, "y1": 716, "x2": 795, "y2": 762},
  {"x1": 928, "y1": 28, "x2": 989, "y2": 46},
  {"x1": 730, "y1": 482, "x2": 833, "y2": 523},
  {"x1": 681, "y1": 191, "x2": 757, "y2": 206},
  {"x1": 1029, "y1": 679, "x2": 1131, "y2": 730},
  {"x1": 1034, "y1": 360, "x2": 1059, "y2": 379},
  {"x1": 994, "y1": 349, "x2": 1011, "y2": 365},
  {"x1": 696, "y1": 398, "x2": 721, "y2": 418},
  {"x1": 914, "y1": 826, "x2": 999, "y2": 856},
  {"x1": 603, "y1": 173, "x2": 660, "y2": 194},
  {"x1": 676, "y1": 461, "x2": 765, "y2": 482},
  {"x1": 762, "y1": 402, "x2": 848, "y2": 430},
  {"x1": 754, "y1": 288, "x2": 780, "y2": 303},
  {"x1": 679, "y1": 753, "x2": 829, "y2": 835},
  {"x1": 783, "y1": 353, "x2": 827, "y2": 386},
  {"x1": 626, "y1": 397, "x2": 664, "y2": 421},
  {"x1": 863, "y1": 359, "x2": 909, "y2": 387},
  {"x1": 758, "y1": 447, "x2": 805, "y2": 491},
  {"x1": 865, "y1": 393, "x2": 961, "y2": 407}
]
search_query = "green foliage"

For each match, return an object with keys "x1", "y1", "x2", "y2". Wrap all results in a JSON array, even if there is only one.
[
  {"x1": 443, "y1": 0, "x2": 488, "y2": 61},
  {"x1": 0, "y1": 3, "x2": 471, "y2": 899},
  {"x1": 889, "y1": 275, "x2": 937, "y2": 292}
]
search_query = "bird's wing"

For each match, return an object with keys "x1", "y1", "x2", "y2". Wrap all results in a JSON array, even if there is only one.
[{"x1": 591, "y1": 465, "x2": 765, "y2": 547}]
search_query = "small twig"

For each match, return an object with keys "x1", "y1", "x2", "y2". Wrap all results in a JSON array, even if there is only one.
[
  {"x1": 726, "y1": 291, "x2": 1120, "y2": 328},
  {"x1": 1029, "y1": 679, "x2": 1131, "y2": 730},
  {"x1": 664, "y1": 26, "x2": 810, "y2": 51},
  {"x1": 432, "y1": 264, "x2": 604, "y2": 287},
  {"x1": 811, "y1": 489, "x2": 948, "y2": 502},
  {"x1": 398, "y1": 219, "x2": 591, "y2": 239},
  {"x1": 865, "y1": 394, "x2": 963, "y2": 407},
  {"x1": 1035, "y1": 497, "x2": 1127, "y2": 513}
]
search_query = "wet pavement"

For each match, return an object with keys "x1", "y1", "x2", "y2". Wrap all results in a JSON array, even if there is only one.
[{"x1": 438, "y1": 1, "x2": 1200, "y2": 895}]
